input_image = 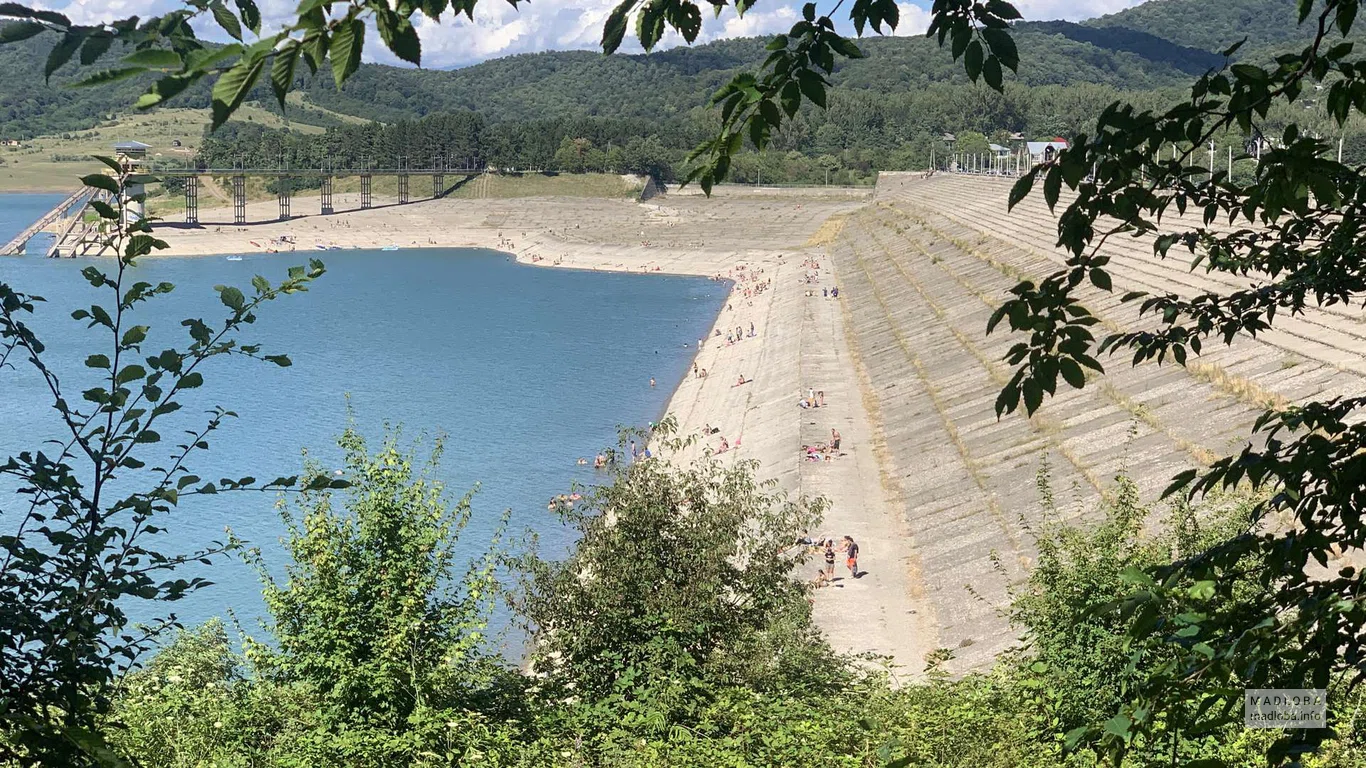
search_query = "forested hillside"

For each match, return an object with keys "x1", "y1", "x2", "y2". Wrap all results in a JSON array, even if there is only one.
[
  {"x1": 1085, "y1": 0, "x2": 1307, "y2": 53},
  {"x1": 0, "y1": 0, "x2": 1333, "y2": 187},
  {"x1": 0, "y1": 0, "x2": 1270, "y2": 140}
]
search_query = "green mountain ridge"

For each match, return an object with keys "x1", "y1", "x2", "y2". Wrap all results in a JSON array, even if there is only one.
[{"x1": 0, "y1": 0, "x2": 1309, "y2": 139}]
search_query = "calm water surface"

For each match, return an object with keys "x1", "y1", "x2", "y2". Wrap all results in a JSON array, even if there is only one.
[
  {"x1": 0, "y1": 192, "x2": 63, "y2": 253},
  {"x1": 0, "y1": 194, "x2": 728, "y2": 646}
]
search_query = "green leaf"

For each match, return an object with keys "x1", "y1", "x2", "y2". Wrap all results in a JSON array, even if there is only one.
[
  {"x1": 602, "y1": 0, "x2": 635, "y2": 54},
  {"x1": 1007, "y1": 170, "x2": 1035, "y2": 210},
  {"x1": 236, "y1": 0, "x2": 261, "y2": 33},
  {"x1": 78, "y1": 33, "x2": 111, "y2": 65},
  {"x1": 218, "y1": 285, "x2": 245, "y2": 311},
  {"x1": 329, "y1": 17, "x2": 364, "y2": 90},
  {"x1": 830, "y1": 34, "x2": 863, "y2": 59},
  {"x1": 982, "y1": 54, "x2": 1002, "y2": 91},
  {"x1": 1022, "y1": 377, "x2": 1042, "y2": 414},
  {"x1": 635, "y1": 0, "x2": 666, "y2": 51},
  {"x1": 115, "y1": 364, "x2": 147, "y2": 386},
  {"x1": 210, "y1": 1, "x2": 243, "y2": 40},
  {"x1": 80, "y1": 174, "x2": 120, "y2": 195},
  {"x1": 1161, "y1": 469, "x2": 1199, "y2": 498},
  {"x1": 1102, "y1": 714, "x2": 1132, "y2": 738},
  {"x1": 135, "y1": 72, "x2": 203, "y2": 110},
  {"x1": 1059, "y1": 358, "x2": 1085, "y2": 389},
  {"x1": 211, "y1": 53, "x2": 265, "y2": 130},
  {"x1": 376, "y1": 10, "x2": 421, "y2": 66},
  {"x1": 71, "y1": 67, "x2": 147, "y2": 87},
  {"x1": 964, "y1": 39, "x2": 983, "y2": 81},
  {"x1": 1089, "y1": 268, "x2": 1112, "y2": 291},
  {"x1": 121, "y1": 325, "x2": 148, "y2": 346},
  {"x1": 1043, "y1": 166, "x2": 1062, "y2": 210},
  {"x1": 85, "y1": 354, "x2": 110, "y2": 369},
  {"x1": 44, "y1": 29, "x2": 85, "y2": 81},
  {"x1": 0, "y1": 20, "x2": 45, "y2": 44},
  {"x1": 122, "y1": 48, "x2": 182, "y2": 68},
  {"x1": 270, "y1": 43, "x2": 299, "y2": 109},
  {"x1": 796, "y1": 69, "x2": 826, "y2": 109},
  {"x1": 420, "y1": 0, "x2": 450, "y2": 19},
  {"x1": 981, "y1": 27, "x2": 1017, "y2": 71}
]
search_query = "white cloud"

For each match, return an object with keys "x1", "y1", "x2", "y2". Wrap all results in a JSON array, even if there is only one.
[
  {"x1": 400, "y1": 0, "x2": 803, "y2": 68},
  {"x1": 1009, "y1": 0, "x2": 1145, "y2": 22},
  {"x1": 27, "y1": 0, "x2": 1150, "y2": 69},
  {"x1": 892, "y1": 3, "x2": 934, "y2": 36}
]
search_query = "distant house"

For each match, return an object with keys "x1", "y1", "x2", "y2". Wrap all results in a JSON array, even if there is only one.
[
  {"x1": 1, "y1": 139, "x2": 20, "y2": 147},
  {"x1": 1027, "y1": 139, "x2": 1069, "y2": 164},
  {"x1": 113, "y1": 140, "x2": 152, "y2": 155},
  {"x1": 988, "y1": 143, "x2": 1011, "y2": 159}
]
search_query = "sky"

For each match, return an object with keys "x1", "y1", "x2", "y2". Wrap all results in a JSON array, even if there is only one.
[{"x1": 44, "y1": 0, "x2": 1150, "y2": 69}]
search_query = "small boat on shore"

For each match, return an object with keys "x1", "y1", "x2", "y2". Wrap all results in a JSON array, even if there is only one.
[{"x1": 381, "y1": 244, "x2": 400, "y2": 251}]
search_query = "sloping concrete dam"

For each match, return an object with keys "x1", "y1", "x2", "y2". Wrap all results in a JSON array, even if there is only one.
[{"x1": 833, "y1": 173, "x2": 1365, "y2": 670}]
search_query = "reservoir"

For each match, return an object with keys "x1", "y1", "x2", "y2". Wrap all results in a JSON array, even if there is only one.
[{"x1": 0, "y1": 194, "x2": 729, "y2": 644}]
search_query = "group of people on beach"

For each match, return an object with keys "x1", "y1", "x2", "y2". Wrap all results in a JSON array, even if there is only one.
[
  {"x1": 791, "y1": 534, "x2": 861, "y2": 586},
  {"x1": 802, "y1": 429, "x2": 843, "y2": 462},
  {"x1": 800, "y1": 387, "x2": 826, "y2": 409}
]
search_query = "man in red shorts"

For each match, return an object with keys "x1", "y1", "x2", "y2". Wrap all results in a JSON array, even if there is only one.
[{"x1": 842, "y1": 535, "x2": 859, "y2": 579}]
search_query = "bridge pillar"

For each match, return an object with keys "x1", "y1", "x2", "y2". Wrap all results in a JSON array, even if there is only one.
[
  {"x1": 185, "y1": 176, "x2": 199, "y2": 224},
  {"x1": 278, "y1": 178, "x2": 291, "y2": 221},
  {"x1": 398, "y1": 174, "x2": 409, "y2": 204},
  {"x1": 320, "y1": 176, "x2": 333, "y2": 215},
  {"x1": 360, "y1": 175, "x2": 372, "y2": 209},
  {"x1": 433, "y1": 173, "x2": 443, "y2": 199},
  {"x1": 232, "y1": 175, "x2": 246, "y2": 225}
]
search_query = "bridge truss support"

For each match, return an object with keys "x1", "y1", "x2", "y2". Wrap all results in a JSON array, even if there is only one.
[
  {"x1": 398, "y1": 174, "x2": 409, "y2": 204},
  {"x1": 185, "y1": 176, "x2": 199, "y2": 224},
  {"x1": 278, "y1": 178, "x2": 291, "y2": 221},
  {"x1": 320, "y1": 176, "x2": 333, "y2": 215},
  {"x1": 232, "y1": 175, "x2": 246, "y2": 225},
  {"x1": 360, "y1": 175, "x2": 372, "y2": 209}
]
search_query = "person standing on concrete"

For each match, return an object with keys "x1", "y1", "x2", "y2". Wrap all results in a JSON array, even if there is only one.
[
  {"x1": 823, "y1": 540, "x2": 837, "y2": 582},
  {"x1": 843, "y1": 536, "x2": 860, "y2": 579}
]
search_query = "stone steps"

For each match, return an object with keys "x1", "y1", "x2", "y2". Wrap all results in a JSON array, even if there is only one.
[
  {"x1": 900, "y1": 176, "x2": 1366, "y2": 377},
  {"x1": 832, "y1": 172, "x2": 1366, "y2": 671}
]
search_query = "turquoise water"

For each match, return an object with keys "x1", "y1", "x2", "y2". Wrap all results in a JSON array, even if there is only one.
[
  {"x1": 0, "y1": 194, "x2": 728, "y2": 647},
  {"x1": 0, "y1": 192, "x2": 63, "y2": 253}
]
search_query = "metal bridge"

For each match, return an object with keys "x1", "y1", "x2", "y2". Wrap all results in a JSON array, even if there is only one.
[
  {"x1": 1, "y1": 188, "x2": 95, "y2": 256},
  {"x1": 152, "y1": 161, "x2": 485, "y2": 225},
  {"x1": 5, "y1": 153, "x2": 494, "y2": 258}
]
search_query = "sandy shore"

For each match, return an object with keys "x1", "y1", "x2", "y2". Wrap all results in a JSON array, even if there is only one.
[{"x1": 142, "y1": 189, "x2": 934, "y2": 676}]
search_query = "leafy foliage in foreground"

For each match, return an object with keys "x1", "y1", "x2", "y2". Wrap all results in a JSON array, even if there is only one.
[
  {"x1": 102, "y1": 452, "x2": 1366, "y2": 767},
  {"x1": 0, "y1": 166, "x2": 337, "y2": 764},
  {"x1": 981, "y1": 0, "x2": 1366, "y2": 763}
]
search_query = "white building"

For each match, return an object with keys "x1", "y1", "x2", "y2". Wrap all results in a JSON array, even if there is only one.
[{"x1": 1027, "y1": 140, "x2": 1069, "y2": 164}]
